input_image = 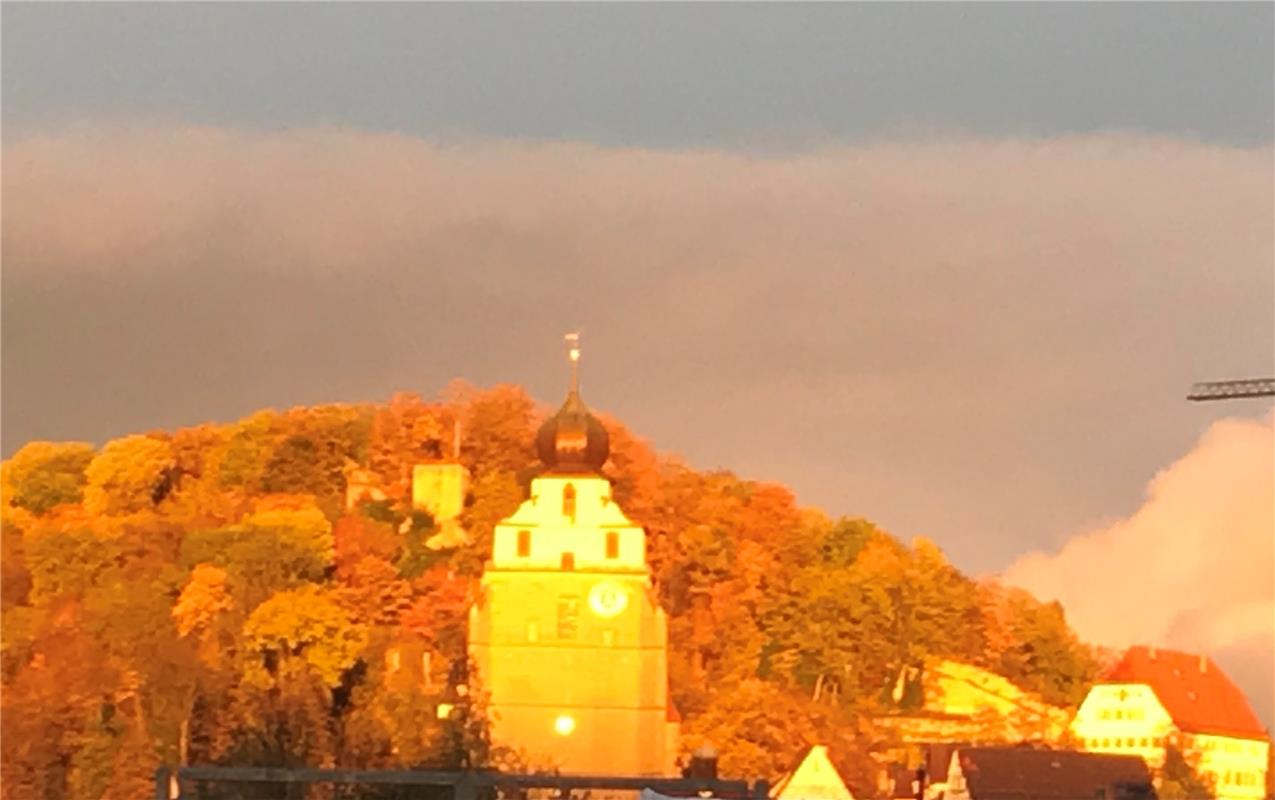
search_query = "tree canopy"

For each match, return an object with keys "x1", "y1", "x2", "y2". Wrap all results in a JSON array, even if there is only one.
[{"x1": 0, "y1": 384, "x2": 1102, "y2": 798}]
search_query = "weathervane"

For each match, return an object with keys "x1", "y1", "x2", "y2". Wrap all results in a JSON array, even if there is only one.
[{"x1": 565, "y1": 331, "x2": 581, "y2": 394}]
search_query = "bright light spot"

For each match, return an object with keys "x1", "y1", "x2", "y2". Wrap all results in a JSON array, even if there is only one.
[
  {"x1": 554, "y1": 714, "x2": 576, "y2": 736},
  {"x1": 437, "y1": 703, "x2": 454, "y2": 720}
]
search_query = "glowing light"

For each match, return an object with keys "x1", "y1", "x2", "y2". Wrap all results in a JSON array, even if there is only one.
[
  {"x1": 437, "y1": 703, "x2": 454, "y2": 719},
  {"x1": 553, "y1": 714, "x2": 576, "y2": 736}
]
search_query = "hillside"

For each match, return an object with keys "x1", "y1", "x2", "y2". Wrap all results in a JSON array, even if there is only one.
[{"x1": 0, "y1": 384, "x2": 1099, "y2": 798}]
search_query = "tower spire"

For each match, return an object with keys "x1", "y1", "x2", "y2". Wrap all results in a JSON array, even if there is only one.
[{"x1": 565, "y1": 331, "x2": 581, "y2": 396}]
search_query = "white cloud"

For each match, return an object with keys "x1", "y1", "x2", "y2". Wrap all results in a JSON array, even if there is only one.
[{"x1": 1003, "y1": 411, "x2": 1275, "y2": 723}]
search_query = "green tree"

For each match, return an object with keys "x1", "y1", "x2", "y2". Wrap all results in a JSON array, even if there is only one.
[
  {"x1": 241, "y1": 584, "x2": 368, "y2": 688},
  {"x1": 1158, "y1": 744, "x2": 1216, "y2": 799},
  {"x1": 84, "y1": 435, "x2": 175, "y2": 516},
  {"x1": 456, "y1": 470, "x2": 523, "y2": 576},
  {"x1": 216, "y1": 410, "x2": 279, "y2": 492},
  {"x1": 260, "y1": 404, "x2": 373, "y2": 506},
  {"x1": 2, "y1": 441, "x2": 96, "y2": 514},
  {"x1": 182, "y1": 499, "x2": 335, "y2": 610},
  {"x1": 23, "y1": 510, "x2": 120, "y2": 605},
  {"x1": 989, "y1": 584, "x2": 1098, "y2": 706}
]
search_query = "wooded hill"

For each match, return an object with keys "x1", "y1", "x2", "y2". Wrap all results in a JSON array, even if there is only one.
[{"x1": 0, "y1": 384, "x2": 1099, "y2": 798}]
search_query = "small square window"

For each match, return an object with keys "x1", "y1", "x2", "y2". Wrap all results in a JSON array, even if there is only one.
[
  {"x1": 517, "y1": 530, "x2": 531, "y2": 557},
  {"x1": 606, "y1": 532, "x2": 619, "y2": 559}
]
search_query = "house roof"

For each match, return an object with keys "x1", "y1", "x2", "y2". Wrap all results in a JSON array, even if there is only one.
[
  {"x1": 1104, "y1": 646, "x2": 1268, "y2": 739},
  {"x1": 770, "y1": 746, "x2": 855, "y2": 800},
  {"x1": 953, "y1": 747, "x2": 1152, "y2": 799}
]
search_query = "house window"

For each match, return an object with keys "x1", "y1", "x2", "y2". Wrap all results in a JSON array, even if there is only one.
[
  {"x1": 422, "y1": 652, "x2": 432, "y2": 687},
  {"x1": 561, "y1": 552, "x2": 575, "y2": 570},
  {"x1": 557, "y1": 596, "x2": 580, "y2": 639},
  {"x1": 386, "y1": 648, "x2": 401, "y2": 673},
  {"x1": 1140, "y1": 738, "x2": 1149, "y2": 747},
  {"x1": 517, "y1": 530, "x2": 531, "y2": 557},
  {"x1": 606, "y1": 531, "x2": 619, "y2": 559},
  {"x1": 563, "y1": 483, "x2": 576, "y2": 522}
]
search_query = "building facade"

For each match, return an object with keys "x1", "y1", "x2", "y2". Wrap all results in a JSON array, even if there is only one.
[
  {"x1": 1071, "y1": 646, "x2": 1271, "y2": 799},
  {"x1": 467, "y1": 347, "x2": 678, "y2": 775}
]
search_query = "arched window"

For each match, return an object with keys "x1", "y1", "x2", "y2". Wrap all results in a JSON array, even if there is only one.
[
  {"x1": 561, "y1": 552, "x2": 575, "y2": 570},
  {"x1": 606, "y1": 531, "x2": 619, "y2": 559},
  {"x1": 563, "y1": 483, "x2": 576, "y2": 522},
  {"x1": 517, "y1": 530, "x2": 531, "y2": 557}
]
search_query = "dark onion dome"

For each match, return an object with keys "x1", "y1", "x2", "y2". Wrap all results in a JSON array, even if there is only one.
[{"x1": 536, "y1": 389, "x2": 610, "y2": 473}]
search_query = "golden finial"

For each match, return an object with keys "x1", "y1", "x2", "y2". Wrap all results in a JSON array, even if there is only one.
[{"x1": 565, "y1": 331, "x2": 581, "y2": 395}]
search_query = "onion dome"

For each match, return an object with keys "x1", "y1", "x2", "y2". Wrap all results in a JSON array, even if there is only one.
[
  {"x1": 536, "y1": 332, "x2": 609, "y2": 473},
  {"x1": 536, "y1": 388, "x2": 610, "y2": 473}
]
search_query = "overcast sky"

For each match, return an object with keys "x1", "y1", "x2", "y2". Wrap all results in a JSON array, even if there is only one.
[{"x1": 3, "y1": 5, "x2": 1272, "y2": 589}]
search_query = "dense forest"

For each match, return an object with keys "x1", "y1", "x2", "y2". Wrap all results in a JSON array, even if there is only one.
[{"x1": 0, "y1": 383, "x2": 1099, "y2": 798}]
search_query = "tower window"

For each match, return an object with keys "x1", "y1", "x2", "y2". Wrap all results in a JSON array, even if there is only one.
[
  {"x1": 561, "y1": 552, "x2": 575, "y2": 570},
  {"x1": 606, "y1": 531, "x2": 619, "y2": 559},
  {"x1": 563, "y1": 483, "x2": 576, "y2": 522},
  {"x1": 517, "y1": 530, "x2": 531, "y2": 557}
]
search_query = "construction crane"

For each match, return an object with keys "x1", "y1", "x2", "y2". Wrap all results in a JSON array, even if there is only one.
[{"x1": 1186, "y1": 378, "x2": 1275, "y2": 402}]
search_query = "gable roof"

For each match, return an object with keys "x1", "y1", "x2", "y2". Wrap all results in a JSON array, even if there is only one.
[
  {"x1": 770, "y1": 746, "x2": 855, "y2": 800},
  {"x1": 953, "y1": 747, "x2": 1153, "y2": 798},
  {"x1": 1105, "y1": 646, "x2": 1267, "y2": 739}
]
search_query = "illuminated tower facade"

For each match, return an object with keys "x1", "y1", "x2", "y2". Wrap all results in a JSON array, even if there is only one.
[{"x1": 468, "y1": 336, "x2": 678, "y2": 775}]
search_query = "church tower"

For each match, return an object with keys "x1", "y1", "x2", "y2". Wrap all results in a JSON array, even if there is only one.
[{"x1": 468, "y1": 335, "x2": 678, "y2": 775}]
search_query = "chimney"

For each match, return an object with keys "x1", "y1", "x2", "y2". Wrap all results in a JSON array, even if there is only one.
[{"x1": 689, "y1": 743, "x2": 719, "y2": 781}]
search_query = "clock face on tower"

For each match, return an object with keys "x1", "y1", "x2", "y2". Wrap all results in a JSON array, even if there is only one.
[{"x1": 588, "y1": 580, "x2": 629, "y2": 618}]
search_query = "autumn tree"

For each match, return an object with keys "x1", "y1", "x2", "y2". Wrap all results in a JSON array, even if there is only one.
[
  {"x1": 368, "y1": 392, "x2": 451, "y2": 496},
  {"x1": 2, "y1": 441, "x2": 96, "y2": 514},
  {"x1": 261, "y1": 404, "x2": 373, "y2": 509},
  {"x1": 453, "y1": 383, "x2": 539, "y2": 478}
]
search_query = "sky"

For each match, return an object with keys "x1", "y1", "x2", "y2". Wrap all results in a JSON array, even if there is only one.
[{"x1": 2, "y1": 3, "x2": 1273, "y2": 721}]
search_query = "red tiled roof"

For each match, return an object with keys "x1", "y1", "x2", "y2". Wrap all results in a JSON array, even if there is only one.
[{"x1": 1104, "y1": 646, "x2": 1268, "y2": 739}]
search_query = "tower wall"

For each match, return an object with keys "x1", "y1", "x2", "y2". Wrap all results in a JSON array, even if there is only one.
[{"x1": 468, "y1": 474, "x2": 677, "y2": 776}]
